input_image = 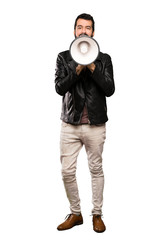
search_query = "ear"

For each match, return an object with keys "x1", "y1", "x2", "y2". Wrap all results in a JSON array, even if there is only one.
[{"x1": 92, "y1": 31, "x2": 95, "y2": 37}]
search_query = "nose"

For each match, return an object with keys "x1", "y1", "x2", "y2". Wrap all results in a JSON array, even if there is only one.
[{"x1": 82, "y1": 27, "x2": 86, "y2": 34}]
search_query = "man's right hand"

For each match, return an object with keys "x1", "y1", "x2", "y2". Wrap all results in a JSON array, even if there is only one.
[{"x1": 76, "y1": 65, "x2": 86, "y2": 76}]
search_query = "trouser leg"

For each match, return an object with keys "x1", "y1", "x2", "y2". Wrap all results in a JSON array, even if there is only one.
[
  {"x1": 60, "y1": 123, "x2": 83, "y2": 214},
  {"x1": 84, "y1": 124, "x2": 106, "y2": 215}
]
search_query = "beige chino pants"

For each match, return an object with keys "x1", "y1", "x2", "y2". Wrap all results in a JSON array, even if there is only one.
[{"x1": 60, "y1": 121, "x2": 106, "y2": 215}]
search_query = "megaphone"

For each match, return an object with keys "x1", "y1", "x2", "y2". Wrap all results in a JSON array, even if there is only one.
[{"x1": 69, "y1": 35, "x2": 100, "y2": 65}]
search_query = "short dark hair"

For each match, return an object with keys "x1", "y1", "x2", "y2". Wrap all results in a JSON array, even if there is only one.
[{"x1": 74, "y1": 13, "x2": 95, "y2": 32}]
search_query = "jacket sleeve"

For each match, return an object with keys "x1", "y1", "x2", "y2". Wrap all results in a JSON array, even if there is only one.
[
  {"x1": 55, "y1": 53, "x2": 79, "y2": 96},
  {"x1": 91, "y1": 54, "x2": 115, "y2": 97}
]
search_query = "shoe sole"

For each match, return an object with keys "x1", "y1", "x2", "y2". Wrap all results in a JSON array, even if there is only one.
[
  {"x1": 57, "y1": 221, "x2": 83, "y2": 231},
  {"x1": 93, "y1": 228, "x2": 106, "y2": 233}
]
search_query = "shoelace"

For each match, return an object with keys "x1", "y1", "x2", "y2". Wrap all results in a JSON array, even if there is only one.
[{"x1": 64, "y1": 213, "x2": 72, "y2": 220}]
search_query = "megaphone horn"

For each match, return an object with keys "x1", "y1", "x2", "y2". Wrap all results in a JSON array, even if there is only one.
[{"x1": 69, "y1": 36, "x2": 100, "y2": 65}]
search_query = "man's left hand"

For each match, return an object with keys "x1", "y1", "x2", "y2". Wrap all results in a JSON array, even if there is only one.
[{"x1": 87, "y1": 63, "x2": 96, "y2": 73}]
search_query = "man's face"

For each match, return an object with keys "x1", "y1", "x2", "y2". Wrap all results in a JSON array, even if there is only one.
[{"x1": 74, "y1": 18, "x2": 94, "y2": 38}]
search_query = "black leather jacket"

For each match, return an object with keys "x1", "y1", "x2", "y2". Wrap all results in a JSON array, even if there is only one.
[{"x1": 55, "y1": 50, "x2": 115, "y2": 125}]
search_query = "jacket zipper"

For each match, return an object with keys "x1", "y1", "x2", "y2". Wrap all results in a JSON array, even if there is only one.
[
  {"x1": 79, "y1": 109, "x2": 84, "y2": 124},
  {"x1": 85, "y1": 101, "x2": 91, "y2": 124}
]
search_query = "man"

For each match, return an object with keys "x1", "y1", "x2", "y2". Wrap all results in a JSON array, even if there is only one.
[{"x1": 55, "y1": 13, "x2": 115, "y2": 233}]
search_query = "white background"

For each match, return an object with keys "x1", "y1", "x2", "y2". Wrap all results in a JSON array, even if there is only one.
[{"x1": 0, "y1": 0, "x2": 160, "y2": 239}]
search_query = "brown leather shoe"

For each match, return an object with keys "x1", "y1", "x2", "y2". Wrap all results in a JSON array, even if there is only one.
[
  {"x1": 57, "y1": 213, "x2": 83, "y2": 231},
  {"x1": 93, "y1": 215, "x2": 106, "y2": 233}
]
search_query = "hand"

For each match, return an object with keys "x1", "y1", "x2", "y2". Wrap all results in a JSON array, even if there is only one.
[
  {"x1": 87, "y1": 63, "x2": 96, "y2": 73},
  {"x1": 76, "y1": 65, "x2": 86, "y2": 76}
]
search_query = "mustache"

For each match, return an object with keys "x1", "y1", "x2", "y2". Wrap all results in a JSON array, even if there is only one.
[
  {"x1": 75, "y1": 33, "x2": 93, "y2": 39},
  {"x1": 79, "y1": 33, "x2": 88, "y2": 37}
]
